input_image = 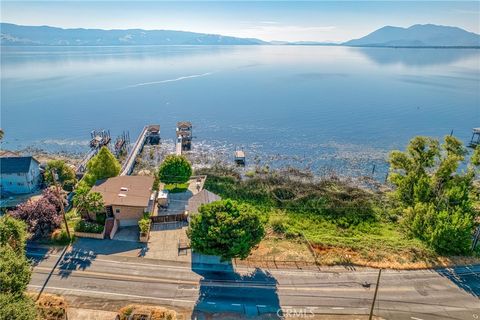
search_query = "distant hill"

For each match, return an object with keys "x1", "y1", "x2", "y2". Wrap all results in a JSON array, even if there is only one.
[
  {"x1": 0, "y1": 23, "x2": 267, "y2": 46},
  {"x1": 343, "y1": 24, "x2": 480, "y2": 47}
]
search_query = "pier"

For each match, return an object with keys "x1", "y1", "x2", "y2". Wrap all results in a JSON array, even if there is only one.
[
  {"x1": 76, "y1": 130, "x2": 111, "y2": 177},
  {"x1": 120, "y1": 125, "x2": 160, "y2": 176},
  {"x1": 175, "y1": 121, "x2": 192, "y2": 155},
  {"x1": 469, "y1": 128, "x2": 480, "y2": 148}
]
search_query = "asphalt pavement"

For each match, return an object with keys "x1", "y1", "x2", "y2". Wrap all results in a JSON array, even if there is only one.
[{"x1": 26, "y1": 244, "x2": 480, "y2": 320}]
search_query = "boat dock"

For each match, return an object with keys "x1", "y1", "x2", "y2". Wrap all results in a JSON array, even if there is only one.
[
  {"x1": 234, "y1": 149, "x2": 246, "y2": 165},
  {"x1": 76, "y1": 130, "x2": 111, "y2": 177},
  {"x1": 120, "y1": 125, "x2": 160, "y2": 176},
  {"x1": 175, "y1": 121, "x2": 192, "y2": 155},
  {"x1": 469, "y1": 128, "x2": 480, "y2": 148}
]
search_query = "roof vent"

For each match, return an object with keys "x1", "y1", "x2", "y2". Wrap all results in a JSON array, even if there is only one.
[
  {"x1": 118, "y1": 193, "x2": 127, "y2": 197},
  {"x1": 120, "y1": 187, "x2": 129, "y2": 191}
]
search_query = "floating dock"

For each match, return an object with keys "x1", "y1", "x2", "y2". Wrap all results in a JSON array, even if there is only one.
[
  {"x1": 120, "y1": 125, "x2": 160, "y2": 176},
  {"x1": 234, "y1": 149, "x2": 246, "y2": 165},
  {"x1": 469, "y1": 128, "x2": 480, "y2": 148}
]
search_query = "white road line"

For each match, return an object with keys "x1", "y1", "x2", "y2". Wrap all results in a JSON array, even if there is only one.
[
  {"x1": 331, "y1": 307, "x2": 345, "y2": 310},
  {"x1": 28, "y1": 285, "x2": 195, "y2": 304},
  {"x1": 231, "y1": 303, "x2": 242, "y2": 306},
  {"x1": 207, "y1": 302, "x2": 216, "y2": 305},
  {"x1": 411, "y1": 317, "x2": 424, "y2": 320},
  {"x1": 257, "y1": 305, "x2": 267, "y2": 307},
  {"x1": 26, "y1": 251, "x2": 480, "y2": 278}
]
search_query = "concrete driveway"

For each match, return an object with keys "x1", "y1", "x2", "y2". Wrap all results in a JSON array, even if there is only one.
[
  {"x1": 145, "y1": 222, "x2": 191, "y2": 262},
  {"x1": 113, "y1": 226, "x2": 140, "y2": 242}
]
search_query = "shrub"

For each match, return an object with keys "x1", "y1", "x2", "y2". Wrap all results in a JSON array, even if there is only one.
[
  {"x1": 0, "y1": 245, "x2": 31, "y2": 294},
  {"x1": 51, "y1": 229, "x2": 70, "y2": 245},
  {"x1": 75, "y1": 220, "x2": 104, "y2": 234},
  {"x1": 95, "y1": 212, "x2": 106, "y2": 225},
  {"x1": 188, "y1": 199, "x2": 267, "y2": 260},
  {"x1": 10, "y1": 196, "x2": 62, "y2": 240},
  {"x1": 118, "y1": 304, "x2": 176, "y2": 320},
  {"x1": 270, "y1": 216, "x2": 287, "y2": 234},
  {"x1": 35, "y1": 293, "x2": 67, "y2": 320},
  {"x1": 138, "y1": 214, "x2": 151, "y2": 235},
  {"x1": 0, "y1": 293, "x2": 37, "y2": 320},
  {"x1": 158, "y1": 155, "x2": 192, "y2": 185},
  {"x1": 0, "y1": 215, "x2": 27, "y2": 254},
  {"x1": 73, "y1": 188, "x2": 104, "y2": 220}
]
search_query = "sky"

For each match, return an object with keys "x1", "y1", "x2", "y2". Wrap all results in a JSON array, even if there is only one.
[{"x1": 1, "y1": 1, "x2": 479, "y2": 42}]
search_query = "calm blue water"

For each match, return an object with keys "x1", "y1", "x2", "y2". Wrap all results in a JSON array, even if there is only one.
[{"x1": 1, "y1": 45, "x2": 479, "y2": 178}]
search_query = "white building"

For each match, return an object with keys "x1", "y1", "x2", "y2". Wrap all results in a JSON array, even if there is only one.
[{"x1": 0, "y1": 156, "x2": 41, "y2": 195}]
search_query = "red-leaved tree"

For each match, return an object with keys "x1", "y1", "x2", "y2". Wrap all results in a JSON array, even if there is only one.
[{"x1": 10, "y1": 190, "x2": 62, "y2": 239}]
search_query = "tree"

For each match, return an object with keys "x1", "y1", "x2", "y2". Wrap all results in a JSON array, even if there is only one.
[
  {"x1": 0, "y1": 293, "x2": 37, "y2": 320},
  {"x1": 73, "y1": 187, "x2": 104, "y2": 220},
  {"x1": 388, "y1": 136, "x2": 479, "y2": 254},
  {"x1": 41, "y1": 188, "x2": 67, "y2": 213},
  {"x1": 158, "y1": 155, "x2": 192, "y2": 186},
  {"x1": 0, "y1": 245, "x2": 31, "y2": 294},
  {"x1": 44, "y1": 160, "x2": 77, "y2": 191},
  {"x1": 84, "y1": 146, "x2": 120, "y2": 187},
  {"x1": 0, "y1": 216, "x2": 27, "y2": 254},
  {"x1": 187, "y1": 199, "x2": 267, "y2": 260},
  {"x1": 10, "y1": 197, "x2": 62, "y2": 240}
]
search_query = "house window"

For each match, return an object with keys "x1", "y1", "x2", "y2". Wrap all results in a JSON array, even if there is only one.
[
  {"x1": 17, "y1": 182, "x2": 24, "y2": 186},
  {"x1": 115, "y1": 209, "x2": 120, "y2": 213}
]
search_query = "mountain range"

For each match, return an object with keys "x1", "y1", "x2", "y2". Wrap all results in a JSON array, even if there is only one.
[
  {"x1": 0, "y1": 23, "x2": 266, "y2": 46},
  {"x1": 1, "y1": 23, "x2": 479, "y2": 47},
  {"x1": 343, "y1": 24, "x2": 480, "y2": 47}
]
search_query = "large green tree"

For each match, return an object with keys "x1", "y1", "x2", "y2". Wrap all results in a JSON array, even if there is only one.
[
  {"x1": 158, "y1": 155, "x2": 192, "y2": 186},
  {"x1": 44, "y1": 160, "x2": 77, "y2": 191},
  {"x1": 84, "y1": 146, "x2": 121, "y2": 186},
  {"x1": 187, "y1": 199, "x2": 267, "y2": 260},
  {"x1": 0, "y1": 215, "x2": 27, "y2": 254},
  {"x1": 73, "y1": 186, "x2": 105, "y2": 220},
  {"x1": 388, "y1": 136, "x2": 479, "y2": 254}
]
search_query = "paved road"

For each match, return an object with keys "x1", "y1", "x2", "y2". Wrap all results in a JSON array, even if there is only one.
[{"x1": 26, "y1": 244, "x2": 480, "y2": 320}]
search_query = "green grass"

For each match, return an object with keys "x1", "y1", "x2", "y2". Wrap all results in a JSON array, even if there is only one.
[
  {"x1": 196, "y1": 167, "x2": 455, "y2": 266},
  {"x1": 164, "y1": 183, "x2": 189, "y2": 193}
]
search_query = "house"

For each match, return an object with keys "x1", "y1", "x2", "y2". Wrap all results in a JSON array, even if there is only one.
[
  {"x1": 185, "y1": 189, "x2": 221, "y2": 221},
  {"x1": 90, "y1": 175, "x2": 155, "y2": 228},
  {"x1": 0, "y1": 156, "x2": 41, "y2": 195}
]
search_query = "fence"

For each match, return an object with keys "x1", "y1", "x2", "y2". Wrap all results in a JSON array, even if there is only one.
[{"x1": 151, "y1": 213, "x2": 187, "y2": 224}]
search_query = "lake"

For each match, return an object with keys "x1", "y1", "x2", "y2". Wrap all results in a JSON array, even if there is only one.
[{"x1": 1, "y1": 45, "x2": 479, "y2": 178}]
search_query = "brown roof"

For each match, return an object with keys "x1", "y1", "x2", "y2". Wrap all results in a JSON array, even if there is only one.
[
  {"x1": 177, "y1": 121, "x2": 192, "y2": 129},
  {"x1": 186, "y1": 189, "x2": 221, "y2": 214},
  {"x1": 91, "y1": 176, "x2": 154, "y2": 207}
]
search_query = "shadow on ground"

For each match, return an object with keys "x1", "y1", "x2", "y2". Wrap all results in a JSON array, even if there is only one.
[
  {"x1": 435, "y1": 265, "x2": 480, "y2": 298},
  {"x1": 26, "y1": 242, "x2": 64, "y2": 267},
  {"x1": 57, "y1": 238, "x2": 146, "y2": 278},
  {"x1": 191, "y1": 253, "x2": 281, "y2": 319}
]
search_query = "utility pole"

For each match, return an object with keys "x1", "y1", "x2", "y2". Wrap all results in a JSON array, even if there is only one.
[
  {"x1": 368, "y1": 269, "x2": 382, "y2": 320},
  {"x1": 50, "y1": 169, "x2": 71, "y2": 239}
]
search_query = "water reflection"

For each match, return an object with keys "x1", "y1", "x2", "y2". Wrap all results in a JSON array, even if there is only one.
[{"x1": 355, "y1": 47, "x2": 480, "y2": 66}]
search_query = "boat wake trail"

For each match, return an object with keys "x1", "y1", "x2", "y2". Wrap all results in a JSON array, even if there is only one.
[{"x1": 121, "y1": 72, "x2": 213, "y2": 89}]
